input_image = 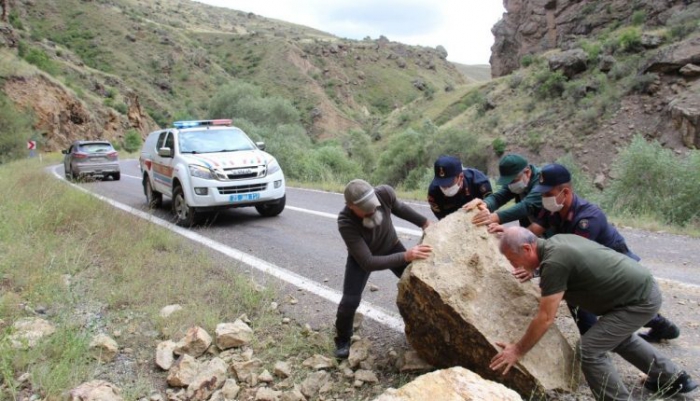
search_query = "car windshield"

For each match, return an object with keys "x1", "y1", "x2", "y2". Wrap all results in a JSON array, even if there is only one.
[
  {"x1": 79, "y1": 143, "x2": 113, "y2": 153},
  {"x1": 178, "y1": 128, "x2": 257, "y2": 154}
]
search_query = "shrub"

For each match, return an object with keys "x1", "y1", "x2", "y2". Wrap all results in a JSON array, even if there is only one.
[
  {"x1": 631, "y1": 10, "x2": 646, "y2": 26},
  {"x1": 667, "y1": 7, "x2": 700, "y2": 39},
  {"x1": 113, "y1": 103, "x2": 128, "y2": 115},
  {"x1": 534, "y1": 69, "x2": 566, "y2": 99},
  {"x1": 629, "y1": 73, "x2": 658, "y2": 94},
  {"x1": 8, "y1": 10, "x2": 23, "y2": 30},
  {"x1": 0, "y1": 93, "x2": 35, "y2": 164},
  {"x1": 617, "y1": 27, "x2": 643, "y2": 53},
  {"x1": 19, "y1": 44, "x2": 58, "y2": 75},
  {"x1": 603, "y1": 136, "x2": 700, "y2": 227},
  {"x1": 520, "y1": 54, "x2": 535, "y2": 67},
  {"x1": 122, "y1": 129, "x2": 142, "y2": 153},
  {"x1": 373, "y1": 128, "x2": 427, "y2": 186},
  {"x1": 526, "y1": 130, "x2": 544, "y2": 152},
  {"x1": 492, "y1": 137, "x2": 507, "y2": 156}
]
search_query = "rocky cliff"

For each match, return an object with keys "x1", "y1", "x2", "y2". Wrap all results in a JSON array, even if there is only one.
[{"x1": 490, "y1": 0, "x2": 690, "y2": 77}]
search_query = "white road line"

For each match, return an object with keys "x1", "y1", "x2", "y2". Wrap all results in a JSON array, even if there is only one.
[
  {"x1": 52, "y1": 168, "x2": 405, "y2": 332},
  {"x1": 285, "y1": 206, "x2": 423, "y2": 237}
]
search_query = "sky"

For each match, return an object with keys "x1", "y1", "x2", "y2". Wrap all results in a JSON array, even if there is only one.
[{"x1": 194, "y1": 1, "x2": 505, "y2": 65}]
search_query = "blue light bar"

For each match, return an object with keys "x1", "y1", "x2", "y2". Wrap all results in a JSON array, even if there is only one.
[{"x1": 173, "y1": 119, "x2": 232, "y2": 129}]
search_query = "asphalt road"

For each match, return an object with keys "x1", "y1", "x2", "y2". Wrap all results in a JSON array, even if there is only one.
[{"x1": 49, "y1": 159, "x2": 700, "y2": 335}]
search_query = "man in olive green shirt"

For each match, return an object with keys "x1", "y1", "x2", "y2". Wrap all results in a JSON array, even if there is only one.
[{"x1": 490, "y1": 227, "x2": 697, "y2": 401}]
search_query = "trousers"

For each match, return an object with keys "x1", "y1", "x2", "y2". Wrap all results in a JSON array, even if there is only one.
[
  {"x1": 580, "y1": 280, "x2": 681, "y2": 401},
  {"x1": 335, "y1": 242, "x2": 407, "y2": 343}
]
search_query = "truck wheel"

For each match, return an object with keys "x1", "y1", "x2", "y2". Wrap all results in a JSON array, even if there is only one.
[
  {"x1": 144, "y1": 178, "x2": 162, "y2": 208},
  {"x1": 172, "y1": 185, "x2": 198, "y2": 226},
  {"x1": 112, "y1": 172, "x2": 121, "y2": 181},
  {"x1": 255, "y1": 195, "x2": 286, "y2": 217}
]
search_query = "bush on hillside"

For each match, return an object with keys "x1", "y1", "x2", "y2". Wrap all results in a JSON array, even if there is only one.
[
  {"x1": 0, "y1": 94, "x2": 35, "y2": 164},
  {"x1": 427, "y1": 127, "x2": 489, "y2": 173},
  {"x1": 603, "y1": 136, "x2": 700, "y2": 227},
  {"x1": 122, "y1": 129, "x2": 142, "y2": 153},
  {"x1": 534, "y1": 69, "x2": 566, "y2": 99},
  {"x1": 208, "y1": 82, "x2": 300, "y2": 127},
  {"x1": 373, "y1": 128, "x2": 427, "y2": 186},
  {"x1": 18, "y1": 42, "x2": 59, "y2": 75}
]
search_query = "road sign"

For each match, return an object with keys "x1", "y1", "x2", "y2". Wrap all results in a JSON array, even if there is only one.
[{"x1": 27, "y1": 140, "x2": 36, "y2": 150}]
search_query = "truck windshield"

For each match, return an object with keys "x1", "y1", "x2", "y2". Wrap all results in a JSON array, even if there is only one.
[{"x1": 178, "y1": 128, "x2": 257, "y2": 154}]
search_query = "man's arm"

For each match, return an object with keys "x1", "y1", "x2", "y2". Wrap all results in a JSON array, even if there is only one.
[
  {"x1": 380, "y1": 185, "x2": 427, "y2": 228},
  {"x1": 483, "y1": 187, "x2": 514, "y2": 212},
  {"x1": 490, "y1": 291, "x2": 564, "y2": 374},
  {"x1": 494, "y1": 189, "x2": 542, "y2": 225}
]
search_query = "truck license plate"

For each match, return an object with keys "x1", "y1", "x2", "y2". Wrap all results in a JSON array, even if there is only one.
[{"x1": 230, "y1": 193, "x2": 260, "y2": 202}]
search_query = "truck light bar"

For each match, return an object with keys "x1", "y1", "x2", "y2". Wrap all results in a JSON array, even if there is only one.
[{"x1": 173, "y1": 119, "x2": 232, "y2": 129}]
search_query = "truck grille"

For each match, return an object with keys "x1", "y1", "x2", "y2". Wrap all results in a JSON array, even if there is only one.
[
  {"x1": 218, "y1": 183, "x2": 267, "y2": 195},
  {"x1": 222, "y1": 165, "x2": 266, "y2": 180}
]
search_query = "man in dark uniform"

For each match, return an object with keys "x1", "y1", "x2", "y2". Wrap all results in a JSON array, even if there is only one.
[
  {"x1": 466, "y1": 153, "x2": 543, "y2": 228},
  {"x1": 335, "y1": 179, "x2": 432, "y2": 359},
  {"x1": 427, "y1": 155, "x2": 492, "y2": 220},
  {"x1": 489, "y1": 163, "x2": 680, "y2": 342},
  {"x1": 491, "y1": 227, "x2": 697, "y2": 401}
]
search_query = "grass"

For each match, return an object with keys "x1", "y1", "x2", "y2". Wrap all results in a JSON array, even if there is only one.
[{"x1": 0, "y1": 158, "x2": 339, "y2": 399}]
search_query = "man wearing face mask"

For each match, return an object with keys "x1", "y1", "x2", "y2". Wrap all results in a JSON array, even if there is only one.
[
  {"x1": 335, "y1": 179, "x2": 433, "y2": 359},
  {"x1": 465, "y1": 153, "x2": 543, "y2": 228},
  {"x1": 427, "y1": 155, "x2": 492, "y2": 220},
  {"x1": 488, "y1": 163, "x2": 680, "y2": 343}
]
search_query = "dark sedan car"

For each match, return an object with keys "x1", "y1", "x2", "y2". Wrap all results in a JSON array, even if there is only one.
[{"x1": 62, "y1": 140, "x2": 120, "y2": 180}]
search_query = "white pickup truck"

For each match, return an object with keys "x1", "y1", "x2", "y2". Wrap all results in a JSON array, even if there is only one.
[{"x1": 139, "y1": 119, "x2": 286, "y2": 226}]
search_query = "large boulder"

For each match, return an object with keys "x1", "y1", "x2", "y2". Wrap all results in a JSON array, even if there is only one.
[
  {"x1": 668, "y1": 80, "x2": 700, "y2": 149},
  {"x1": 397, "y1": 210, "x2": 579, "y2": 397},
  {"x1": 373, "y1": 366, "x2": 522, "y2": 401},
  {"x1": 643, "y1": 35, "x2": 700, "y2": 75}
]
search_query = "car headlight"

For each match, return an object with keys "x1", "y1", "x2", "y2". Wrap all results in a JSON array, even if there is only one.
[
  {"x1": 189, "y1": 164, "x2": 215, "y2": 180},
  {"x1": 267, "y1": 158, "x2": 281, "y2": 175}
]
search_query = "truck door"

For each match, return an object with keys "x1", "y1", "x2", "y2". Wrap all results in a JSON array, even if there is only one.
[{"x1": 152, "y1": 131, "x2": 176, "y2": 195}]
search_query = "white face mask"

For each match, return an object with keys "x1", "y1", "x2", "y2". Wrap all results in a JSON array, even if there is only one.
[
  {"x1": 440, "y1": 182, "x2": 461, "y2": 197},
  {"x1": 362, "y1": 210, "x2": 384, "y2": 229},
  {"x1": 542, "y1": 191, "x2": 565, "y2": 212},
  {"x1": 508, "y1": 177, "x2": 528, "y2": 194}
]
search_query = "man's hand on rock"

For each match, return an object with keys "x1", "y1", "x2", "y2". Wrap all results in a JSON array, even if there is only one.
[
  {"x1": 462, "y1": 199, "x2": 485, "y2": 211},
  {"x1": 405, "y1": 244, "x2": 433, "y2": 262},
  {"x1": 489, "y1": 342, "x2": 522, "y2": 375},
  {"x1": 512, "y1": 266, "x2": 533, "y2": 283}
]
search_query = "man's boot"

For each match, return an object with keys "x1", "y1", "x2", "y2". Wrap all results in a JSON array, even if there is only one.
[
  {"x1": 334, "y1": 338, "x2": 351, "y2": 359},
  {"x1": 645, "y1": 371, "x2": 698, "y2": 395},
  {"x1": 639, "y1": 314, "x2": 680, "y2": 343}
]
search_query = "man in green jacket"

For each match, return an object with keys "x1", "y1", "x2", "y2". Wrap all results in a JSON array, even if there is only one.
[
  {"x1": 465, "y1": 154, "x2": 543, "y2": 228},
  {"x1": 490, "y1": 227, "x2": 697, "y2": 400}
]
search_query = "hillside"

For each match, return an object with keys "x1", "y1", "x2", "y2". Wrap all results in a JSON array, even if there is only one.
[
  {"x1": 0, "y1": 0, "x2": 699, "y2": 191},
  {"x1": 0, "y1": 0, "x2": 465, "y2": 150}
]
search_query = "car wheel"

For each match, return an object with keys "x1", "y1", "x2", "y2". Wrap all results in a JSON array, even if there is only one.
[
  {"x1": 255, "y1": 195, "x2": 286, "y2": 217},
  {"x1": 172, "y1": 185, "x2": 198, "y2": 227},
  {"x1": 144, "y1": 178, "x2": 163, "y2": 209},
  {"x1": 112, "y1": 172, "x2": 121, "y2": 181},
  {"x1": 64, "y1": 167, "x2": 71, "y2": 179},
  {"x1": 71, "y1": 168, "x2": 79, "y2": 180}
]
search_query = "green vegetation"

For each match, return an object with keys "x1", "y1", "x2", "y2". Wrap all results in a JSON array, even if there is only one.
[
  {"x1": 603, "y1": 136, "x2": 700, "y2": 227},
  {"x1": 17, "y1": 42, "x2": 59, "y2": 75},
  {"x1": 0, "y1": 93, "x2": 35, "y2": 164},
  {"x1": 122, "y1": 129, "x2": 142, "y2": 153},
  {"x1": 0, "y1": 159, "x2": 337, "y2": 399}
]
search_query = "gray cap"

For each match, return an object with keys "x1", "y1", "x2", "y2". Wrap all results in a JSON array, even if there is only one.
[{"x1": 344, "y1": 179, "x2": 381, "y2": 213}]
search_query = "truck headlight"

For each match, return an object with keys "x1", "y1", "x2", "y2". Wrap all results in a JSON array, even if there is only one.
[
  {"x1": 189, "y1": 164, "x2": 215, "y2": 180},
  {"x1": 267, "y1": 158, "x2": 281, "y2": 175}
]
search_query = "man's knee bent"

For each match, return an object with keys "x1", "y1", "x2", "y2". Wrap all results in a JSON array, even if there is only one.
[{"x1": 337, "y1": 295, "x2": 362, "y2": 317}]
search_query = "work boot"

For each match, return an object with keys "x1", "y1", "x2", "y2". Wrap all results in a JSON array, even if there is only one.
[
  {"x1": 639, "y1": 314, "x2": 680, "y2": 343},
  {"x1": 645, "y1": 371, "x2": 699, "y2": 395},
  {"x1": 334, "y1": 339, "x2": 350, "y2": 359}
]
